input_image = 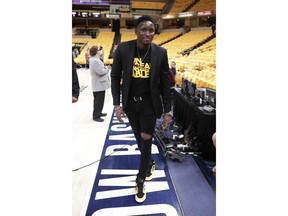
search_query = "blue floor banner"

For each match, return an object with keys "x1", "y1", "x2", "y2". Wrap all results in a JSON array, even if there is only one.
[{"x1": 84, "y1": 112, "x2": 183, "y2": 216}]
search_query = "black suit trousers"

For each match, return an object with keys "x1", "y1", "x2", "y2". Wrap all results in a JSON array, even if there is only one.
[
  {"x1": 93, "y1": 91, "x2": 105, "y2": 119},
  {"x1": 125, "y1": 99, "x2": 156, "y2": 179}
]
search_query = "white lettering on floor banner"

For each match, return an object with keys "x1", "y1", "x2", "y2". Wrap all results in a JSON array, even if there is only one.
[
  {"x1": 111, "y1": 124, "x2": 132, "y2": 131},
  {"x1": 84, "y1": 113, "x2": 182, "y2": 216},
  {"x1": 95, "y1": 170, "x2": 168, "y2": 200},
  {"x1": 112, "y1": 117, "x2": 130, "y2": 124},
  {"x1": 105, "y1": 143, "x2": 159, "y2": 156},
  {"x1": 92, "y1": 204, "x2": 178, "y2": 216},
  {"x1": 108, "y1": 133, "x2": 136, "y2": 140}
]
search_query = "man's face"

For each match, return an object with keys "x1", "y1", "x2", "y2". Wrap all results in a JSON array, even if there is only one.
[
  {"x1": 135, "y1": 21, "x2": 155, "y2": 45},
  {"x1": 171, "y1": 62, "x2": 176, "y2": 68}
]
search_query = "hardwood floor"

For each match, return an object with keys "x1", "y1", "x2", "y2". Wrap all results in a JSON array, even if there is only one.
[{"x1": 72, "y1": 68, "x2": 114, "y2": 216}]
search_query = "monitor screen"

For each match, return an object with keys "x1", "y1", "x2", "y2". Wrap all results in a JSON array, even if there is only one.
[
  {"x1": 181, "y1": 78, "x2": 188, "y2": 94},
  {"x1": 206, "y1": 88, "x2": 216, "y2": 107},
  {"x1": 187, "y1": 81, "x2": 196, "y2": 97},
  {"x1": 196, "y1": 87, "x2": 206, "y2": 100}
]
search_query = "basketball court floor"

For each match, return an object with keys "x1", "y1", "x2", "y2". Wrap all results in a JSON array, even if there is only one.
[{"x1": 72, "y1": 67, "x2": 216, "y2": 216}]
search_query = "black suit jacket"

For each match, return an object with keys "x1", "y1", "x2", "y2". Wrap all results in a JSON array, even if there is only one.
[
  {"x1": 111, "y1": 40, "x2": 171, "y2": 118},
  {"x1": 72, "y1": 57, "x2": 80, "y2": 99}
]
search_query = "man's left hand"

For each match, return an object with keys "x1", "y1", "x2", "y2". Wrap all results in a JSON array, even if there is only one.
[{"x1": 162, "y1": 113, "x2": 172, "y2": 129}]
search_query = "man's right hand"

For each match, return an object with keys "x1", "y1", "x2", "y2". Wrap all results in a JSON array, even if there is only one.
[
  {"x1": 72, "y1": 96, "x2": 78, "y2": 103},
  {"x1": 115, "y1": 106, "x2": 126, "y2": 123}
]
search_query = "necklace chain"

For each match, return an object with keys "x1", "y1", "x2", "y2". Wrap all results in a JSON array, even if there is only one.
[{"x1": 137, "y1": 46, "x2": 150, "y2": 62}]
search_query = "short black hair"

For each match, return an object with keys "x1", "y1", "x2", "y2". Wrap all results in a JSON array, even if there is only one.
[{"x1": 136, "y1": 15, "x2": 154, "y2": 27}]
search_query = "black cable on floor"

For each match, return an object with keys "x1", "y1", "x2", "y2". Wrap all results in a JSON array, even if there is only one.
[{"x1": 72, "y1": 141, "x2": 133, "y2": 172}]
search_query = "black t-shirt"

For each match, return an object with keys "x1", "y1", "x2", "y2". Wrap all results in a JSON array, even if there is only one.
[{"x1": 130, "y1": 47, "x2": 151, "y2": 97}]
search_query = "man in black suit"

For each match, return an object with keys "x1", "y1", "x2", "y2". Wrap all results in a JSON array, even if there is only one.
[
  {"x1": 111, "y1": 15, "x2": 172, "y2": 203},
  {"x1": 72, "y1": 56, "x2": 80, "y2": 103}
]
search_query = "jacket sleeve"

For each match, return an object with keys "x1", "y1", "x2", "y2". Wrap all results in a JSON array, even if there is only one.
[
  {"x1": 110, "y1": 43, "x2": 123, "y2": 106},
  {"x1": 91, "y1": 59, "x2": 108, "y2": 76},
  {"x1": 160, "y1": 48, "x2": 171, "y2": 113}
]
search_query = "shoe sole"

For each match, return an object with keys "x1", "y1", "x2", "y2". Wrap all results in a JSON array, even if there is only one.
[
  {"x1": 135, "y1": 193, "x2": 146, "y2": 203},
  {"x1": 93, "y1": 119, "x2": 104, "y2": 122},
  {"x1": 145, "y1": 174, "x2": 152, "y2": 181},
  {"x1": 145, "y1": 163, "x2": 156, "y2": 181},
  {"x1": 135, "y1": 189, "x2": 146, "y2": 203},
  {"x1": 135, "y1": 180, "x2": 146, "y2": 203}
]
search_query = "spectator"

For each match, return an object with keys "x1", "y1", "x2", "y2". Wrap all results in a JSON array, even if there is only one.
[
  {"x1": 85, "y1": 48, "x2": 90, "y2": 69},
  {"x1": 99, "y1": 46, "x2": 104, "y2": 62},
  {"x1": 72, "y1": 56, "x2": 80, "y2": 103},
  {"x1": 170, "y1": 61, "x2": 176, "y2": 76},
  {"x1": 89, "y1": 46, "x2": 111, "y2": 122},
  {"x1": 212, "y1": 24, "x2": 216, "y2": 36},
  {"x1": 169, "y1": 61, "x2": 176, "y2": 86},
  {"x1": 72, "y1": 48, "x2": 78, "y2": 59}
]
